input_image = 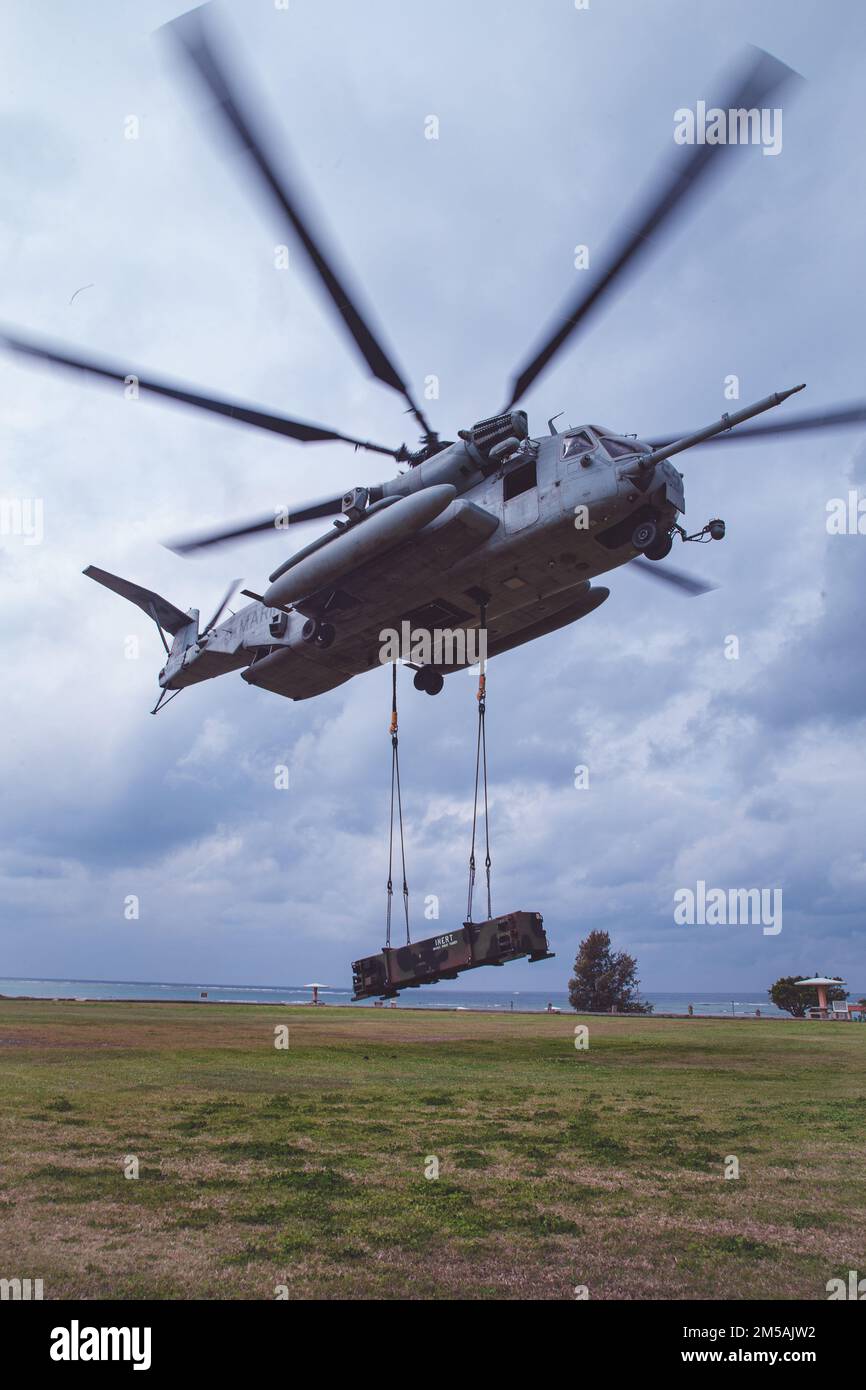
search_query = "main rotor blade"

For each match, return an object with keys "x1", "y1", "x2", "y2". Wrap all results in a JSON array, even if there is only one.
[
  {"x1": 631, "y1": 557, "x2": 717, "y2": 596},
  {"x1": 504, "y1": 47, "x2": 799, "y2": 409},
  {"x1": 166, "y1": 495, "x2": 343, "y2": 556},
  {"x1": 647, "y1": 403, "x2": 866, "y2": 450},
  {"x1": 0, "y1": 327, "x2": 401, "y2": 457},
  {"x1": 202, "y1": 577, "x2": 243, "y2": 632},
  {"x1": 166, "y1": 6, "x2": 434, "y2": 439}
]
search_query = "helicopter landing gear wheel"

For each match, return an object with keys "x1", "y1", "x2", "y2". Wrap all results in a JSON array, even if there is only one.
[
  {"x1": 301, "y1": 618, "x2": 336, "y2": 649},
  {"x1": 413, "y1": 667, "x2": 444, "y2": 696},
  {"x1": 644, "y1": 531, "x2": 673, "y2": 561},
  {"x1": 631, "y1": 519, "x2": 658, "y2": 552}
]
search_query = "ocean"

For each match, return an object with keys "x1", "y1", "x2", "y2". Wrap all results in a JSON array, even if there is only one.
[{"x1": 0, "y1": 977, "x2": 846, "y2": 1017}]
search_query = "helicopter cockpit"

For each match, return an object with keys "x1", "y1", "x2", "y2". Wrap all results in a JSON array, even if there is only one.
[
  {"x1": 593, "y1": 430, "x2": 653, "y2": 460},
  {"x1": 560, "y1": 429, "x2": 596, "y2": 461},
  {"x1": 599, "y1": 435, "x2": 642, "y2": 459},
  {"x1": 560, "y1": 427, "x2": 651, "y2": 463}
]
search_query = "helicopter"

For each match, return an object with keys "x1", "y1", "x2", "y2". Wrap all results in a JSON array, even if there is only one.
[{"x1": 4, "y1": 9, "x2": 865, "y2": 711}]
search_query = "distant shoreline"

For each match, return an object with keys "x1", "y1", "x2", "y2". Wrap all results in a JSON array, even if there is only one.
[
  {"x1": 0, "y1": 993, "x2": 851, "y2": 1021},
  {"x1": 0, "y1": 977, "x2": 819, "y2": 995},
  {"x1": 2, "y1": 978, "x2": 861, "y2": 1020}
]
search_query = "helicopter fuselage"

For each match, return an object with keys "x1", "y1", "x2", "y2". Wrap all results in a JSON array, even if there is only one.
[{"x1": 158, "y1": 425, "x2": 684, "y2": 702}]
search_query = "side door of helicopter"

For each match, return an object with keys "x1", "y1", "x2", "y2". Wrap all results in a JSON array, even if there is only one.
[{"x1": 501, "y1": 450, "x2": 540, "y2": 533}]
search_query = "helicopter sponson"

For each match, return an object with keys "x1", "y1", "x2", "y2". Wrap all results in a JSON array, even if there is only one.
[{"x1": 263, "y1": 484, "x2": 460, "y2": 609}]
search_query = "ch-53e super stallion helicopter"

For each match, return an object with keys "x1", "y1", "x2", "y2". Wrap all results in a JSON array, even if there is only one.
[{"x1": 4, "y1": 11, "x2": 865, "y2": 713}]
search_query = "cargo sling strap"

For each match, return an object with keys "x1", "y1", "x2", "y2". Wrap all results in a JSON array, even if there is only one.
[
  {"x1": 467, "y1": 605, "x2": 492, "y2": 923},
  {"x1": 385, "y1": 661, "x2": 411, "y2": 947}
]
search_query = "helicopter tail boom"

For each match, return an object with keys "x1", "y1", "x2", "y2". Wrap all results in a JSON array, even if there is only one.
[
  {"x1": 83, "y1": 566, "x2": 195, "y2": 639},
  {"x1": 84, "y1": 564, "x2": 202, "y2": 692}
]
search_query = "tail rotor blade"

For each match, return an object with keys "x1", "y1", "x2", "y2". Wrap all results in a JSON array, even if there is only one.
[{"x1": 202, "y1": 578, "x2": 243, "y2": 633}]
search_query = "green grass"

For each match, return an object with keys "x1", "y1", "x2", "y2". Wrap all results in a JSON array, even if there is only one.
[{"x1": 0, "y1": 1000, "x2": 862, "y2": 1299}]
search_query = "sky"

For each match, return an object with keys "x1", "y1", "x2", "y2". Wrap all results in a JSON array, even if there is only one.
[{"x1": 1, "y1": 0, "x2": 864, "y2": 995}]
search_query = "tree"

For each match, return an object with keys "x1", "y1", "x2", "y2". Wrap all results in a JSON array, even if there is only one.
[
  {"x1": 568, "y1": 930, "x2": 653, "y2": 1014},
  {"x1": 768, "y1": 975, "x2": 848, "y2": 1018}
]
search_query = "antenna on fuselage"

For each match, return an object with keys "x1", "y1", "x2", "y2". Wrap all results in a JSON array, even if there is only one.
[{"x1": 547, "y1": 412, "x2": 564, "y2": 435}]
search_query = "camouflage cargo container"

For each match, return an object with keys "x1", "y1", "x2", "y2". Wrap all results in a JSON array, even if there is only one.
[{"x1": 351, "y1": 911, "x2": 553, "y2": 1000}]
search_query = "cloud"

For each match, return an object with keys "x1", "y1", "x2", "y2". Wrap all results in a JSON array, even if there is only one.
[{"x1": 1, "y1": 0, "x2": 865, "y2": 993}]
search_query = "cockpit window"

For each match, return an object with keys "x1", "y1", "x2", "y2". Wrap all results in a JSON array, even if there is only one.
[
  {"x1": 561, "y1": 430, "x2": 594, "y2": 461},
  {"x1": 600, "y1": 436, "x2": 639, "y2": 459}
]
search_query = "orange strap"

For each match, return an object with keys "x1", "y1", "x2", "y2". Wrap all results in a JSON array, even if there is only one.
[{"x1": 390, "y1": 659, "x2": 398, "y2": 734}]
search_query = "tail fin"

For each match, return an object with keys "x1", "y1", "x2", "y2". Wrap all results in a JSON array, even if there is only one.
[{"x1": 84, "y1": 566, "x2": 194, "y2": 638}]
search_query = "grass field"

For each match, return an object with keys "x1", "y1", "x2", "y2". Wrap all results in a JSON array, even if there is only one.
[{"x1": 0, "y1": 999, "x2": 862, "y2": 1300}]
